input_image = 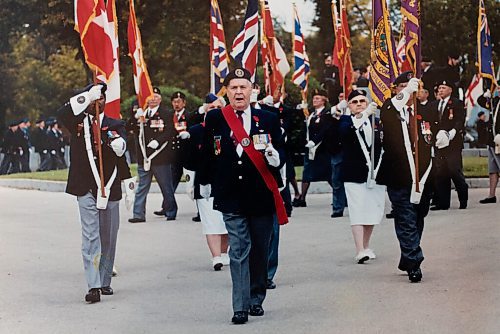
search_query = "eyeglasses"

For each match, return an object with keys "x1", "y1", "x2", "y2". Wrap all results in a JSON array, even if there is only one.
[{"x1": 349, "y1": 99, "x2": 366, "y2": 104}]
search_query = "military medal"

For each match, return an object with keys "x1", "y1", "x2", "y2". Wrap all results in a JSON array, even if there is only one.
[
  {"x1": 241, "y1": 137, "x2": 251, "y2": 147},
  {"x1": 252, "y1": 134, "x2": 270, "y2": 151},
  {"x1": 421, "y1": 121, "x2": 432, "y2": 144},
  {"x1": 253, "y1": 115, "x2": 260, "y2": 127},
  {"x1": 214, "y1": 136, "x2": 221, "y2": 155},
  {"x1": 448, "y1": 109, "x2": 454, "y2": 120}
]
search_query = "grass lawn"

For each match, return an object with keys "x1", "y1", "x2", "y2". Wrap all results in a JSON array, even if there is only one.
[{"x1": 0, "y1": 157, "x2": 489, "y2": 182}]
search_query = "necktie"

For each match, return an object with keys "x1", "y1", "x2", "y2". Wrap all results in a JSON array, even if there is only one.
[
  {"x1": 408, "y1": 107, "x2": 417, "y2": 146},
  {"x1": 231, "y1": 111, "x2": 244, "y2": 145},
  {"x1": 439, "y1": 100, "x2": 445, "y2": 120},
  {"x1": 92, "y1": 117, "x2": 100, "y2": 153}
]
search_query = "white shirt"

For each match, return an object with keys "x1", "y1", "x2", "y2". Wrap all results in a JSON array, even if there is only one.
[
  {"x1": 147, "y1": 105, "x2": 160, "y2": 118},
  {"x1": 175, "y1": 108, "x2": 185, "y2": 119}
]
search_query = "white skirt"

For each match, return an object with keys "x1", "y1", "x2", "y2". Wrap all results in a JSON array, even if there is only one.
[
  {"x1": 344, "y1": 182, "x2": 386, "y2": 226},
  {"x1": 196, "y1": 198, "x2": 228, "y2": 235}
]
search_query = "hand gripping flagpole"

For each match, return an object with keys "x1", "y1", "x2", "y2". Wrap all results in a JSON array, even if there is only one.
[{"x1": 93, "y1": 71, "x2": 106, "y2": 198}]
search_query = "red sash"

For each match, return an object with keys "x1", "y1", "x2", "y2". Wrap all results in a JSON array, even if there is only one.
[{"x1": 221, "y1": 105, "x2": 288, "y2": 225}]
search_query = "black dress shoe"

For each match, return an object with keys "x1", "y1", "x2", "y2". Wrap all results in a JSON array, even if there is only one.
[
  {"x1": 330, "y1": 212, "x2": 343, "y2": 218},
  {"x1": 85, "y1": 288, "x2": 101, "y2": 303},
  {"x1": 249, "y1": 305, "x2": 264, "y2": 316},
  {"x1": 408, "y1": 268, "x2": 422, "y2": 283},
  {"x1": 128, "y1": 217, "x2": 146, "y2": 223},
  {"x1": 479, "y1": 196, "x2": 497, "y2": 204},
  {"x1": 192, "y1": 214, "x2": 201, "y2": 222},
  {"x1": 166, "y1": 217, "x2": 176, "y2": 221},
  {"x1": 430, "y1": 206, "x2": 448, "y2": 211},
  {"x1": 385, "y1": 212, "x2": 394, "y2": 219},
  {"x1": 292, "y1": 198, "x2": 300, "y2": 207},
  {"x1": 459, "y1": 203, "x2": 467, "y2": 209},
  {"x1": 101, "y1": 286, "x2": 113, "y2": 295},
  {"x1": 266, "y1": 279, "x2": 276, "y2": 289},
  {"x1": 154, "y1": 210, "x2": 166, "y2": 216},
  {"x1": 293, "y1": 199, "x2": 307, "y2": 207},
  {"x1": 231, "y1": 311, "x2": 248, "y2": 324}
]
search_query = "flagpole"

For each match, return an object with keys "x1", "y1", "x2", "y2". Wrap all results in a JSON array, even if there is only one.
[
  {"x1": 93, "y1": 71, "x2": 106, "y2": 198},
  {"x1": 413, "y1": 92, "x2": 420, "y2": 193}
]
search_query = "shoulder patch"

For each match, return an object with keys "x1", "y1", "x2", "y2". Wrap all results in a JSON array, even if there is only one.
[
  {"x1": 395, "y1": 93, "x2": 404, "y2": 100},
  {"x1": 77, "y1": 96, "x2": 86, "y2": 104}
]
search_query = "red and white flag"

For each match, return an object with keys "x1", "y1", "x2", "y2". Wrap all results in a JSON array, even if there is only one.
[
  {"x1": 128, "y1": 0, "x2": 154, "y2": 109},
  {"x1": 465, "y1": 74, "x2": 483, "y2": 117},
  {"x1": 74, "y1": 0, "x2": 121, "y2": 118}
]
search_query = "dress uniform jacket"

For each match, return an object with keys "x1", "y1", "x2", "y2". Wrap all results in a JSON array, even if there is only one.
[
  {"x1": 429, "y1": 97, "x2": 465, "y2": 155},
  {"x1": 339, "y1": 115, "x2": 382, "y2": 183},
  {"x1": 477, "y1": 95, "x2": 500, "y2": 146},
  {"x1": 376, "y1": 99, "x2": 434, "y2": 188},
  {"x1": 58, "y1": 105, "x2": 126, "y2": 201},
  {"x1": 167, "y1": 109, "x2": 198, "y2": 167},
  {"x1": 31, "y1": 127, "x2": 48, "y2": 154},
  {"x1": 304, "y1": 107, "x2": 334, "y2": 153},
  {"x1": 129, "y1": 105, "x2": 177, "y2": 166},
  {"x1": 184, "y1": 122, "x2": 205, "y2": 200},
  {"x1": 199, "y1": 107, "x2": 284, "y2": 216}
]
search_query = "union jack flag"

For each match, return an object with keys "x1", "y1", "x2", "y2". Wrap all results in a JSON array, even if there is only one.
[
  {"x1": 210, "y1": 0, "x2": 229, "y2": 96},
  {"x1": 230, "y1": 0, "x2": 259, "y2": 80},
  {"x1": 292, "y1": 4, "x2": 310, "y2": 93}
]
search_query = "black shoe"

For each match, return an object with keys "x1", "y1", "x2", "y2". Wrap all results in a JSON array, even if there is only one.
[
  {"x1": 266, "y1": 279, "x2": 276, "y2": 289},
  {"x1": 101, "y1": 286, "x2": 113, "y2": 295},
  {"x1": 85, "y1": 288, "x2": 101, "y2": 303},
  {"x1": 408, "y1": 268, "x2": 422, "y2": 283},
  {"x1": 128, "y1": 217, "x2": 146, "y2": 223},
  {"x1": 479, "y1": 196, "x2": 497, "y2": 204},
  {"x1": 166, "y1": 217, "x2": 176, "y2": 221},
  {"x1": 154, "y1": 210, "x2": 166, "y2": 216},
  {"x1": 293, "y1": 199, "x2": 307, "y2": 207},
  {"x1": 459, "y1": 203, "x2": 467, "y2": 209},
  {"x1": 192, "y1": 214, "x2": 201, "y2": 222},
  {"x1": 231, "y1": 311, "x2": 248, "y2": 324},
  {"x1": 385, "y1": 212, "x2": 394, "y2": 219},
  {"x1": 292, "y1": 198, "x2": 300, "y2": 207},
  {"x1": 249, "y1": 305, "x2": 264, "y2": 316},
  {"x1": 330, "y1": 212, "x2": 343, "y2": 218},
  {"x1": 430, "y1": 206, "x2": 448, "y2": 211}
]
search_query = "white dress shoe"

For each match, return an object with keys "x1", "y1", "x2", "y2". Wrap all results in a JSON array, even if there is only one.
[
  {"x1": 221, "y1": 253, "x2": 230, "y2": 265},
  {"x1": 365, "y1": 249, "x2": 376, "y2": 259},
  {"x1": 355, "y1": 251, "x2": 369, "y2": 264},
  {"x1": 212, "y1": 256, "x2": 223, "y2": 271}
]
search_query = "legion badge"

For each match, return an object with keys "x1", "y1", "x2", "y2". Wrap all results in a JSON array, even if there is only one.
[
  {"x1": 214, "y1": 136, "x2": 222, "y2": 155},
  {"x1": 241, "y1": 137, "x2": 251, "y2": 147},
  {"x1": 421, "y1": 121, "x2": 432, "y2": 145},
  {"x1": 235, "y1": 69, "x2": 245, "y2": 77}
]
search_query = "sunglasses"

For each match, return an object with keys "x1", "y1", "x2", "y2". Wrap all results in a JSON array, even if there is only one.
[{"x1": 349, "y1": 99, "x2": 366, "y2": 104}]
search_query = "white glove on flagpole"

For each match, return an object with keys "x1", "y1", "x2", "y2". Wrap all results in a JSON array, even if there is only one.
[
  {"x1": 391, "y1": 78, "x2": 420, "y2": 110},
  {"x1": 69, "y1": 84, "x2": 104, "y2": 116},
  {"x1": 134, "y1": 108, "x2": 145, "y2": 119}
]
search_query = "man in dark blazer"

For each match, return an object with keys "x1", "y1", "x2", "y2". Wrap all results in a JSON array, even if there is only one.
[
  {"x1": 199, "y1": 68, "x2": 286, "y2": 325},
  {"x1": 430, "y1": 79, "x2": 468, "y2": 210},
  {"x1": 376, "y1": 71, "x2": 434, "y2": 283},
  {"x1": 58, "y1": 83, "x2": 127, "y2": 303},
  {"x1": 128, "y1": 87, "x2": 179, "y2": 222}
]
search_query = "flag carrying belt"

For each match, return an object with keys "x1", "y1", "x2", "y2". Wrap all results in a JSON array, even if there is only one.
[{"x1": 221, "y1": 105, "x2": 288, "y2": 225}]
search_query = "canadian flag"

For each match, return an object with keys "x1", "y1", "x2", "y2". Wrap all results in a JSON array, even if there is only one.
[
  {"x1": 465, "y1": 74, "x2": 483, "y2": 119},
  {"x1": 75, "y1": 0, "x2": 121, "y2": 118}
]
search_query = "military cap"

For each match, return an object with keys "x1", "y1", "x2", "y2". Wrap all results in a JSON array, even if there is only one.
[
  {"x1": 478, "y1": 111, "x2": 485, "y2": 117},
  {"x1": 153, "y1": 86, "x2": 161, "y2": 95},
  {"x1": 35, "y1": 118, "x2": 44, "y2": 124},
  {"x1": 223, "y1": 67, "x2": 252, "y2": 86},
  {"x1": 21, "y1": 117, "x2": 29, "y2": 123},
  {"x1": 45, "y1": 117, "x2": 57, "y2": 126},
  {"x1": 436, "y1": 79, "x2": 454, "y2": 89},
  {"x1": 312, "y1": 88, "x2": 328, "y2": 98},
  {"x1": 205, "y1": 93, "x2": 218, "y2": 104},
  {"x1": 421, "y1": 56, "x2": 432, "y2": 63},
  {"x1": 9, "y1": 120, "x2": 21, "y2": 127},
  {"x1": 171, "y1": 91, "x2": 186, "y2": 101},
  {"x1": 347, "y1": 89, "x2": 367, "y2": 102},
  {"x1": 393, "y1": 71, "x2": 414, "y2": 86}
]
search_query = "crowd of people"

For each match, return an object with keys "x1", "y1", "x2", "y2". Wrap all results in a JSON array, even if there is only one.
[{"x1": 1, "y1": 52, "x2": 499, "y2": 325}]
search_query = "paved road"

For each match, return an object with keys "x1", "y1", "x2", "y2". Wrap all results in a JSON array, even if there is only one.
[{"x1": 1, "y1": 187, "x2": 499, "y2": 334}]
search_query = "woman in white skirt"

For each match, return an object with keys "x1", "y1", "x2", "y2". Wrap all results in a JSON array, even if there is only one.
[
  {"x1": 185, "y1": 94, "x2": 229, "y2": 270},
  {"x1": 337, "y1": 90, "x2": 385, "y2": 263}
]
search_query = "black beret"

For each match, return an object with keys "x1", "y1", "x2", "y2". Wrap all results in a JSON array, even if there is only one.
[
  {"x1": 421, "y1": 56, "x2": 432, "y2": 63},
  {"x1": 205, "y1": 93, "x2": 218, "y2": 104},
  {"x1": 347, "y1": 89, "x2": 367, "y2": 101},
  {"x1": 153, "y1": 86, "x2": 161, "y2": 95},
  {"x1": 436, "y1": 80, "x2": 454, "y2": 89},
  {"x1": 312, "y1": 88, "x2": 328, "y2": 98},
  {"x1": 478, "y1": 111, "x2": 485, "y2": 117},
  {"x1": 9, "y1": 120, "x2": 21, "y2": 127},
  {"x1": 223, "y1": 67, "x2": 252, "y2": 86},
  {"x1": 35, "y1": 118, "x2": 44, "y2": 124},
  {"x1": 21, "y1": 117, "x2": 29, "y2": 123},
  {"x1": 393, "y1": 71, "x2": 414, "y2": 86},
  {"x1": 171, "y1": 91, "x2": 186, "y2": 101},
  {"x1": 45, "y1": 117, "x2": 57, "y2": 126}
]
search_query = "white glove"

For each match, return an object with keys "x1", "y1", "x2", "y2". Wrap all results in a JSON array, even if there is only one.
[
  {"x1": 265, "y1": 144, "x2": 280, "y2": 167},
  {"x1": 362, "y1": 102, "x2": 378, "y2": 117},
  {"x1": 299, "y1": 101, "x2": 308, "y2": 109},
  {"x1": 435, "y1": 130, "x2": 450, "y2": 149},
  {"x1": 110, "y1": 137, "x2": 126, "y2": 157},
  {"x1": 134, "y1": 108, "x2": 145, "y2": 119},
  {"x1": 147, "y1": 140, "x2": 159, "y2": 149},
  {"x1": 51, "y1": 150, "x2": 56, "y2": 155},
  {"x1": 122, "y1": 177, "x2": 136, "y2": 211},
  {"x1": 494, "y1": 134, "x2": 500, "y2": 145},
  {"x1": 262, "y1": 95, "x2": 274, "y2": 106},
  {"x1": 331, "y1": 107, "x2": 342, "y2": 120},
  {"x1": 178, "y1": 131, "x2": 190, "y2": 140},
  {"x1": 305, "y1": 140, "x2": 315, "y2": 148},
  {"x1": 42, "y1": 149, "x2": 47, "y2": 154},
  {"x1": 403, "y1": 78, "x2": 420, "y2": 95},
  {"x1": 19, "y1": 149, "x2": 23, "y2": 156},
  {"x1": 198, "y1": 105, "x2": 206, "y2": 114},
  {"x1": 60, "y1": 147, "x2": 65, "y2": 153},
  {"x1": 448, "y1": 128, "x2": 456, "y2": 141},
  {"x1": 484, "y1": 89, "x2": 492, "y2": 98},
  {"x1": 337, "y1": 100, "x2": 348, "y2": 110},
  {"x1": 200, "y1": 184, "x2": 211, "y2": 199},
  {"x1": 88, "y1": 84, "x2": 104, "y2": 102}
]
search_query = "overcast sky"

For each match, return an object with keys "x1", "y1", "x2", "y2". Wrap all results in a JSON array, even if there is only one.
[{"x1": 267, "y1": 0, "x2": 317, "y2": 36}]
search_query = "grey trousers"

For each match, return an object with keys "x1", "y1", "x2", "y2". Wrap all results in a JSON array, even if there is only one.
[
  {"x1": 77, "y1": 192, "x2": 120, "y2": 289},
  {"x1": 222, "y1": 213, "x2": 274, "y2": 312}
]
